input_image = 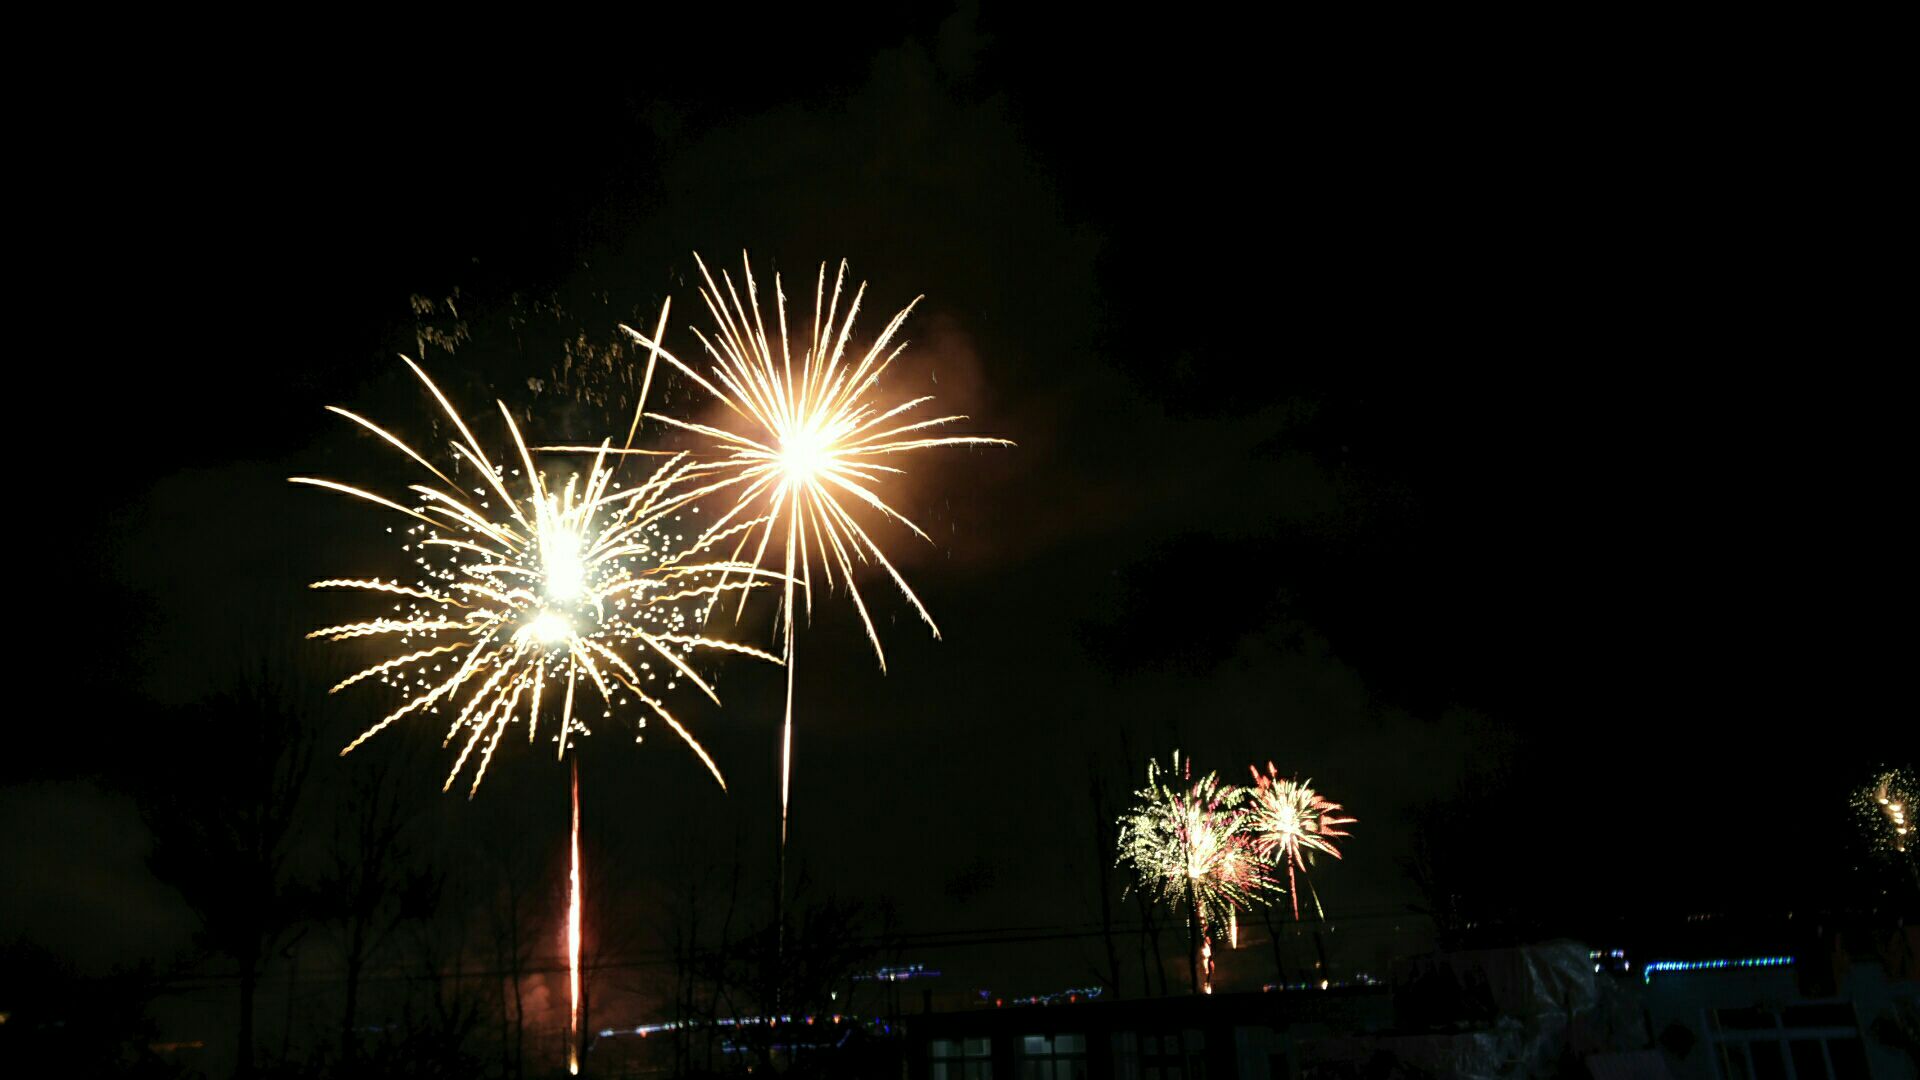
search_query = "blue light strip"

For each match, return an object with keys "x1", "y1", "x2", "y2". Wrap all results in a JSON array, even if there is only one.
[{"x1": 1640, "y1": 956, "x2": 1793, "y2": 985}]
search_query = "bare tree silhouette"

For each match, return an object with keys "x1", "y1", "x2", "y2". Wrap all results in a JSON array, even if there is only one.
[
  {"x1": 141, "y1": 664, "x2": 315, "y2": 1078},
  {"x1": 308, "y1": 750, "x2": 440, "y2": 1071}
]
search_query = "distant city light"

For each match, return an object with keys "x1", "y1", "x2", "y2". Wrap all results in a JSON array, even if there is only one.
[
  {"x1": 971, "y1": 985, "x2": 1104, "y2": 1008},
  {"x1": 600, "y1": 1013, "x2": 876, "y2": 1039},
  {"x1": 1261, "y1": 973, "x2": 1383, "y2": 992},
  {"x1": 856, "y1": 963, "x2": 942, "y2": 982}
]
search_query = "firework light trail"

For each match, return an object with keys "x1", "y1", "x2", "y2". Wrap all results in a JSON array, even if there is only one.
[
  {"x1": 297, "y1": 354, "x2": 789, "y2": 1074},
  {"x1": 293, "y1": 356, "x2": 784, "y2": 794},
  {"x1": 568, "y1": 758, "x2": 583, "y2": 1075},
  {"x1": 1118, "y1": 753, "x2": 1277, "y2": 993},
  {"x1": 1245, "y1": 763, "x2": 1355, "y2": 920},
  {"x1": 560, "y1": 253, "x2": 1009, "y2": 856}
]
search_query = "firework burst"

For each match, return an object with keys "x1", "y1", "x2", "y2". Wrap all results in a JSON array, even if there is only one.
[
  {"x1": 293, "y1": 357, "x2": 783, "y2": 795},
  {"x1": 1246, "y1": 763, "x2": 1355, "y2": 920},
  {"x1": 572, "y1": 252, "x2": 1010, "y2": 844},
  {"x1": 1117, "y1": 753, "x2": 1278, "y2": 992},
  {"x1": 1852, "y1": 766, "x2": 1917, "y2": 859}
]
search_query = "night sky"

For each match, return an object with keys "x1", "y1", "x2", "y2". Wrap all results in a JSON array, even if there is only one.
[{"x1": 9, "y1": 4, "x2": 1905, "y2": 1029}]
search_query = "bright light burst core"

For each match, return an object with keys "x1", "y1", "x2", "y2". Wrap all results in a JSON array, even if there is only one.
[
  {"x1": 527, "y1": 611, "x2": 575, "y2": 647},
  {"x1": 778, "y1": 426, "x2": 832, "y2": 483},
  {"x1": 294, "y1": 358, "x2": 782, "y2": 796},
  {"x1": 543, "y1": 542, "x2": 588, "y2": 602}
]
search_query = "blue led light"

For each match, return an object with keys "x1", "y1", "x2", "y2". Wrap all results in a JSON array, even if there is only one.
[{"x1": 1640, "y1": 956, "x2": 1793, "y2": 985}]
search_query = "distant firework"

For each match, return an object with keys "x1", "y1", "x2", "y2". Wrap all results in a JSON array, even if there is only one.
[
  {"x1": 295, "y1": 357, "x2": 782, "y2": 794},
  {"x1": 1245, "y1": 763, "x2": 1355, "y2": 920},
  {"x1": 1853, "y1": 767, "x2": 1916, "y2": 859},
  {"x1": 1117, "y1": 752, "x2": 1277, "y2": 993}
]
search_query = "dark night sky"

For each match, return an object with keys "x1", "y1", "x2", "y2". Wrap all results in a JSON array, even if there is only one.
[{"x1": 8, "y1": 8, "x2": 1906, "y2": 998}]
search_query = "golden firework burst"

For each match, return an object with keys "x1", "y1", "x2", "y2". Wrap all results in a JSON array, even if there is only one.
[
  {"x1": 550, "y1": 253, "x2": 1009, "y2": 840},
  {"x1": 294, "y1": 357, "x2": 783, "y2": 795}
]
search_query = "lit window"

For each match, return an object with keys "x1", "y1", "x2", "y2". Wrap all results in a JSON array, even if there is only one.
[
  {"x1": 932, "y1": 1035, "x2": 992, "y2": 1080},
  {"x1": 1020, "y1": 1032, "x2": 1089, "y2": 1079},
  {"x1": 1115, "y1": 1030, "x2": 1205, "y2": 1080}
]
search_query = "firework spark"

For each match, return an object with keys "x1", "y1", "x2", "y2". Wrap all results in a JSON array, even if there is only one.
[
  {"x1": 1246, "y1": 763, "x2": 1355, "y2": 921},
  {"x1": 1117, "y1": 753, "x2": 1278, "y2": 993},
  {"x1": 293, "y1": 357, "x2": 783, "y2": 795},
  {"x1": 568, "y1": 252, "x2": 1009, "y2": 846}
]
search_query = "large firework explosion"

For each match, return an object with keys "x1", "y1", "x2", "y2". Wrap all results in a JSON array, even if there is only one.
[
  {"x1": 585, "y1": 252, "x2": 1011, "y2": 849},
  {"x1": 1117, "y1": 752, "x2": 1278, "y2": 992},
  {"x1": 1245, "y1": 763, "x2": 1356, "y2": 920},
  {"x1": 293, "y1": 357, "x2": 784, "y2": 795}
]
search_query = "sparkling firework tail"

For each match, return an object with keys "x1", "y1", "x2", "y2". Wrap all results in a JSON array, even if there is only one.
[{"x1": 567, "y1": 757, "x2": 582, "y2": 1076}]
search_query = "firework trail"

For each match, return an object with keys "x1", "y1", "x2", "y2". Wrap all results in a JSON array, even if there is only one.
[
  {"x1": 1117, "y1": 752, "x2": 1277, "y2": 993},
  {"x1": 568, "y1": 758, "x2": 583, "y2": 1075},
  {"x1": 1245, "y1": 763, "x2": 1355, "y2": 920},
  {"x1": 298, "y1": 337, "x2": 790, "y2": 1077},
  {"x1": 554, "y1": 253, "x2": 1008, "y2": 856},
  {"x1": 294, "y1": 356, "x2": 784, "y2": 794}
]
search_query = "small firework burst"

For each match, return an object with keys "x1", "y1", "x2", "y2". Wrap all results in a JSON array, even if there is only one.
[
  {"x1": 295, "y1": 358, "x2": 782, "y2": 795},
  {"x1": 1246, "y1": 763, "x2": 1355, "y2": 920},
  {"x1": 1852, "y1": 766, "x2": 1917, "y2": 859}
]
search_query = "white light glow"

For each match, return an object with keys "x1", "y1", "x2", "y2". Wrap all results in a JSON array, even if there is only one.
[{"x1": 530, "y1": 611, "x2": 573, "y2": 645}]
